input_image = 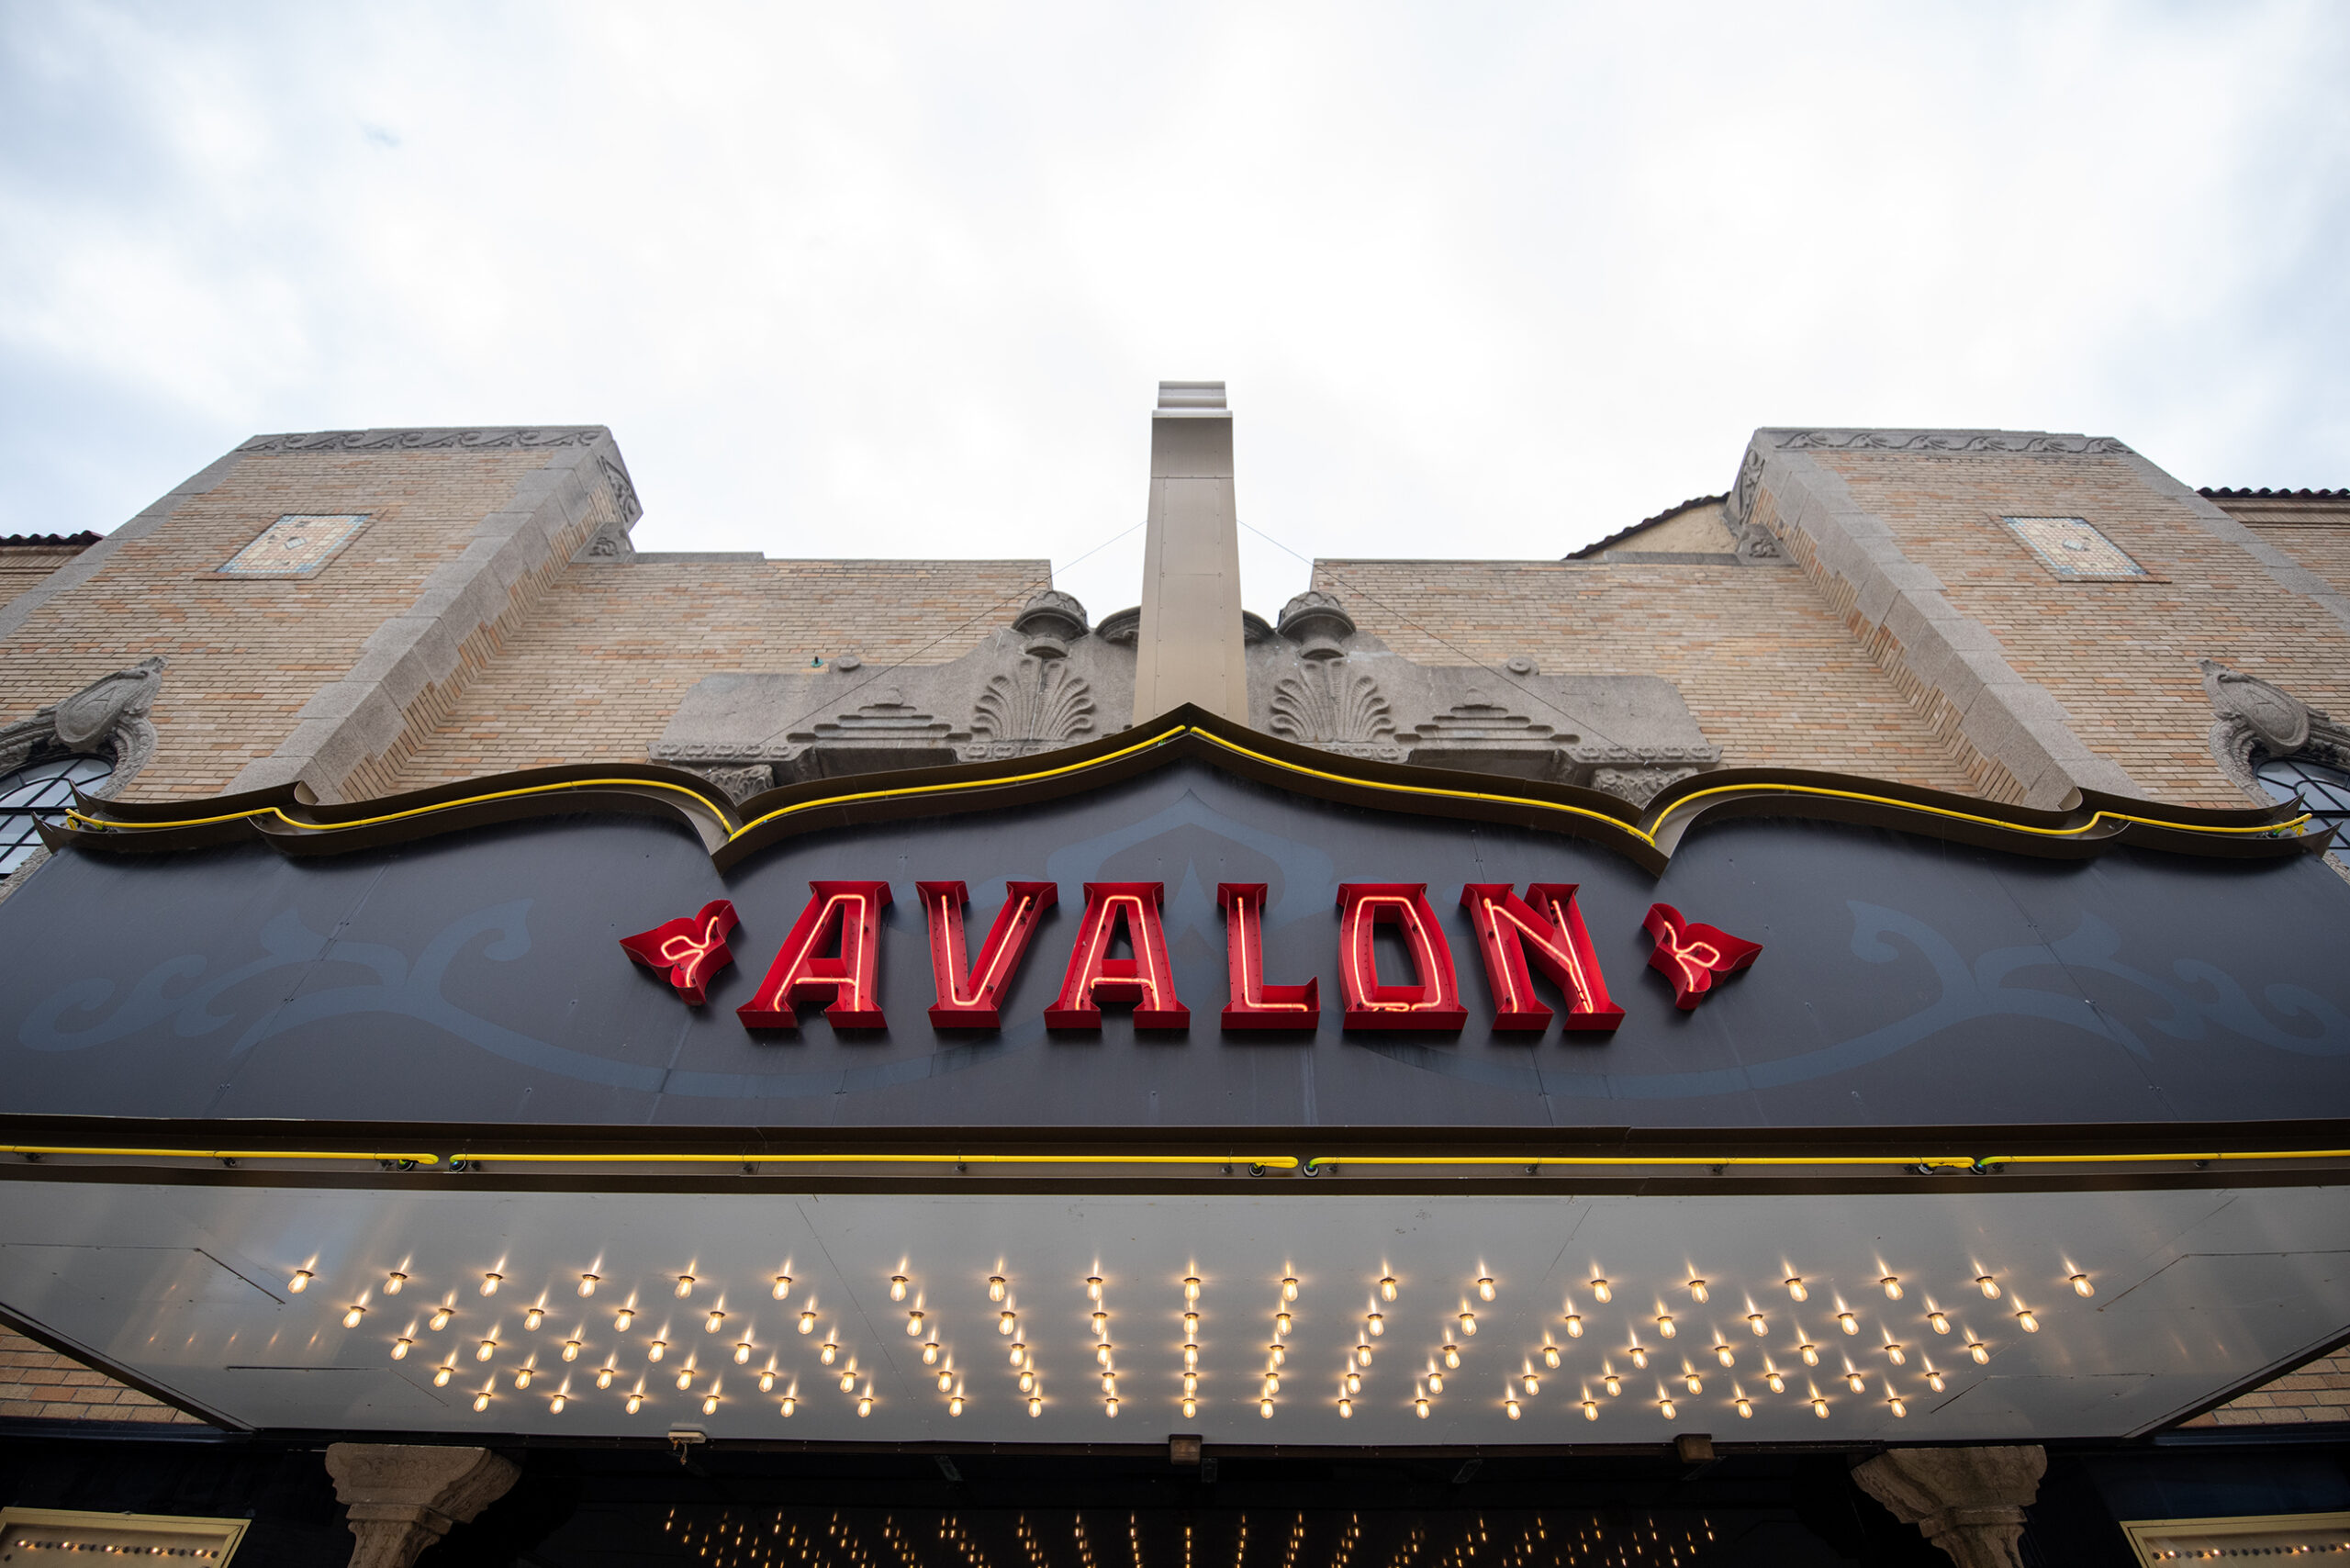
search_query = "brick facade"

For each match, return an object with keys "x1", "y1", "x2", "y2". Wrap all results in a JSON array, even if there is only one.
[{"x1": 0, "y1": 1325, "x2": 206, "y2": 1426}]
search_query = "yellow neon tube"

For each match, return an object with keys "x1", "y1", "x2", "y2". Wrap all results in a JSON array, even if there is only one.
[
  {"x1": 1301, "y1": 1149, "x2": 2350, "y2": 1173},
  {"x1": 1, "y1": 1145, "x2": 441, "y2": 1165},
  {"x1": 1647, "y1": 778, "x2": 2311, "y2": 843},
  {"x1": 466, "y1": 1152, "x2": 1300, "y2": 1170},
  {"x1": 66, "y1": 777, "x2": 733, "y2": 835}
]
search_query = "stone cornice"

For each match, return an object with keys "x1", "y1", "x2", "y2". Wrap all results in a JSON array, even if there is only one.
[{"x1": 238, "y1": 427, "x2": 611, "y2": 454}]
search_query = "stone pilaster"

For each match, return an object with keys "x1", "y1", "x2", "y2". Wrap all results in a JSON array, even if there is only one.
[
  {"x1": 1852, "y1": 1445, "x2": 2045, "y2": 1568},
  {"x1": 325, "y1": 1442, "x2": 520, "y2": 1568}
]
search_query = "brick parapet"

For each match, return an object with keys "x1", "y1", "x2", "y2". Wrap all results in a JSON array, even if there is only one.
[
  {"x1": 0, "y1": 1325, "x2": 207, "y2": 1426},
  {"x1": 2181, "y1": 1349, "x2": 2350, "y2": 1428}
]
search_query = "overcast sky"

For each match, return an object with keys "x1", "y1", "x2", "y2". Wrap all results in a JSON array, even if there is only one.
[{"x1": 3, "y1": 2, "x2": 2344, "y2": 620}]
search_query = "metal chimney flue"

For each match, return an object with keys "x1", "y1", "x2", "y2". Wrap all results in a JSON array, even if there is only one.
[{"x1": 1132, "y1": 381, "x2": 1248, "y2": 725}]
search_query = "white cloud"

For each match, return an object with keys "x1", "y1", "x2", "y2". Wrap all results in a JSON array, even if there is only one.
[{"x1": 1, "y1": 0, "x2": 2344, "y2": 621}]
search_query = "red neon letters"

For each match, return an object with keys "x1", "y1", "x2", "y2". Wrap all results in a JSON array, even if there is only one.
[
  {"x1": 1641, "y1": 902, "x2": 1762, "y2": 1010},
  {"x1": 1460, "y1": 883, "x2": 1626, "y2": 1032},
  {"x1": 735, "y1": 881, "x2": 892, "y2": 1029},
  {"x1": 919, "y1": 880, "x2": 1058, "y2": 1028},
  {"x1": 618, "y1": 899, "x2": 739, "y2": 1005},
  {"x1": 1217, "y1": 884, "x2": 1320, "y2": 1031},
  {"x1": 1333, "y1": 883, "x2": 1469, "y2": 1031},
  {"x1": 1043, "y1": 882, "x2": 1191, "y2": 1029}
]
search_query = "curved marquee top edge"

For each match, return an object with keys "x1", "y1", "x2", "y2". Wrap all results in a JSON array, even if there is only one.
[{"x1": 45, "y1": 705, "x2": 2323, "y2": 877}]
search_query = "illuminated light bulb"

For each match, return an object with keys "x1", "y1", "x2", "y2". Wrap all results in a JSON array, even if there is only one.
[
  {"x1": 1028, "y1": 1397, "x2": 1043, "y2": 1418},
  {"x1": 430, "y1": 1307, "x2": 453, "y2": 1331},
  {"x1": 907, "y1": 1313, "x2": 926, "y2": 1338},
  {"x1": 1184, "y1": 1276, "x2": 1202, "y2": 1302},
  {"x1": 1837, "y1": 1313, "x2": 1858, "y2": 1335},
  {"x1": 1785, "y1": 1277, "x2": 1807, "y2": 1303},
  {"x1": 1415, "y1": 1399, "x2": 1430, "y2": 1419},
  {"x1": 1563, "y1": 1315, "x2": 1583, "y2": 1338},
  {"x1": 1603, "y1": 1374, "x2": 1622, "y2": 1396},
  {"x1": 1104, "y1": 1397, "x2": 1118, "y2": 1417},
  {"x1": 1380, "y1": 1277, "x2": 1398, "y2": 1301},
  {"x1": 386, "y1": 1272, "x2": 406, "y2": 1295},
  {"x1": 1735, "y1": 1398, "x2": 1752, "y2": 1419},
  {"x1": 1181, "y1": 1397, "x2": 1198, "y2": 1418},
  {"x1": 549, "y1": 1394, "x2": 566, "y2": 1414},
  {"x1": 1880, "y1": 1277, "x2": 1902, "y2": 1301},
  {"x1": 474, "y1": 1393, "x2": 491, "y2": 1413},
  {"x1": 1886, "y1": 1344, "x2": 1907, "y2": 1366},
  {"x1": 624, "y1": 1393, "x2": 644, "y2": 1415},
  {"x1": 704, "y1": 1311, "x2": 724, "y2": 1334},
  {"x1": 838, "y1": 1372, "x2": 856, "y2": 1393},
  {"x1": 1799, "y1": 1344, "x2": 1818, "y2": 1366},
  {"x1": 1018, "y1": 1371, "x2": 1035, "y2": 1394},
  {"x1": 1591, "y1": 1279, "x2": 1611, "y2": 1304},
  {"x1": 1765, "y1": 1372, "x2": 1785, "y2": 1394},
  {"x1": 476, "y1": 1340, "x2": 496, "y2": 1361},
  {"x1": 1093, "y1": 1342, "x2": 1113, "y2": 1369},
  {"x1": 1011, "y1": 1343, "x2": 1028, "y2": 1367},
  {"x1": 1929, "y1": 1312, "x2": 1951, "y2": 1335},
  {"x1": 1443, "y1": 1345, "x2": 1461, "y2": 1370},
  {"x1": 999, "y1": 1311, "x2": 1017, "y2": 1336},
  {"x1": 1338, "y1": 1398, "x2": 1353, "y2": 1418},
  {"x1": 776, "y1": 1395, "x2": 791, "y2": 1417},
  {"x1": 797, "y1": 1311, "x2": 816, "y2": 1335},
  {"x1": 1888, "y1": 1396, "x2": 1908, "y2": 1417},
  {"x1": 1927, "y1": 1370, "x2": 1946, "y2": 1393},
  {"x1": 1477, "y1": 1279, "x2": 1496, "y2": 1302},
  {"x1": 1355, "y1": 1344, "x2": 1371, "y2": 1367},
  {"x1": 613, "y1": 1308, "x2": 634, "y2": 1331},
  {"x1": 948, "y1": 1395, "x2": 964, "y2": 1417},
  {"x1": 1659, "y1": 1399, "x2": 1677, "y2": 1419},
  {"x1": 1684, "y1": 1373, "x2": 1702, "y2": 1395},
  {"x1": 599, "y1": 1368, "x2": 616, "y2": 1390},
  {"x1": 1505, "y1": 1400, "x2": 1521, "y2": 1420},
  {"x1": 1102, "y1": 1372, "x2": 1116, "y2": 1394},
  {"x1": 1183, "y1": 1312, "x2": 1201, "y2": 1338},
  {"x1": 2016, "y1": 1309, "x2": 2039, "y2": 1333},
  {"x1": 1344, "y1": 1372, "x2": 1360, "y2": 1394},
  {"x1": 1459, "y1": 1314, "x2": 1477, "y2": 1336},
  {"x1": 675, "y1": 1276, "x2": 694, "y2": 1298},
  {"x1": 677, "y1": 1370, "x2": 694, "y2": 1390},
  {"x1": 1812, "y1": 1397, "x2": 1830, "y2": 1418},
  {"x1": 524, "y1": 1307, "x2": 544, "y2": 1332},
  {"x1": 1654, "y1": 1316, "x2": 1673, "y2": 1338},
  {"x1": 772, "y1": 1276, "x2": 791, "y2": 1300},
  {"x1": 1263, "y1": 1375, "x2": 1280, "y2": 1396},
  {"x1": 819, "y1": 1342, "x2": 837, "y2": 1366},
  {"x1": 2070, "y1": 1274, "x2": 2094, "y2": 1298},
  {"x1": 1187, "y1": 1345, "x2": 1202, "y2": 1369},
  {"x1": 1714, "y1": 1345, "x2": 1734, "y2": 1369},
  {"x1": 482, "y1": 1274, "x2": 501, "y2": 1296},
  {"x1": 576, "y1": 1274, "x2": 597, "y2": 1297},
  {"x1": 1092, "y1": 1312, "x2": 1110, "y2": 1337},
  {"x1": 734, "y1": 1342, "x2": 752, "y2": 1364},
  {"x1": 1628, "y1": 1346, "x2": 1648, "y2": 1370},
  {"x1": 1688, "y1": 1280, "x2": 1708, "y2": 1304},
  {"x1": 1274, "y1": 1313, "x2": 1291, "y2": 1337},
  {"x1": 289, "y1": 1270, "x2": 312, "y2": 1294},
  {"x1": 515, "y1": 1368, "x2": 534, "y2": 1390},
  {"x1": 1970, "y1": 1341, "x2": 1990, "y2": 1364},
  {"x1": 1521, "y1": 1374, "x2": 1539, "y2": 1395},
  {"x1": 433, "y1": 1366, "x2": 453, "y2": 1387},
  {"x1": 702, "y1": 1394, "x2": 720, "y2": 1416},
  {"x1": 915, "y1": 1340, "x2": 937, "y2": 1366},
  {"x1": 1582, "y1": 1400, "x2": 1598, "y2": 1420},
  {"x1": 342, "y1": 1305, "x2": 365, "y2": 1328},
  {"x1": 1977, "y1": 1276, "x2": 2000, "y2": 1299},
  {"x1": 890, "y1": 1276, "x2": 909, "y2": 1302},
  {"x1": 1427, "y1": 1372, "x2": 1444, "y2": 1394},
  {"x1": 563, "y1": 1340, "x2": 581, "y2": 1362},
  {"x1": 857, "y1": 1395, "x2": 873, "y2": 1417},
  {"x1": 937, "y1": 1371, "x2": 955, "y2": 1393},
  {"x1": 1282, "y1": 1277, "x2": 1300, "y2": 1302},
  {"x1": 989, "y1": 1276, "x2": 1007, "y2": 1303},
  {"x1": 392, "y1": 1338, "x2": 412, "y2": 1361},
  {"x1": 649, "y1": 1341, "x2": 667, "y2": 1362},
  {"x1": 1259, "y1": 1398, "x2": 1274, "y2": 1419},
  {"x1": 1367, "y1": 1314, "x2": 1384, "y2": 1337},
  {"x1": 1542, "y1": 1346, "x2": 1561, "y2": 1370},
  {"x1": 1844, "y1": 1372, "x2": 1866, "y2": 1394}
]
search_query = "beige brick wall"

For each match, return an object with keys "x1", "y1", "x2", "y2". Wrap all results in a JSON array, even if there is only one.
[
  {"x1": 0, "y1": 544, "x2": 92, "y2": 607},
  {"x1": 2243, "y1": 520, "x2": 2350, "y2": 607},
  {"x1": 1816, "y1": 452, "x2": 2350, "y2": 808},
  {"x1": 0, "y1": 449, "x2": 553, "y2": 801},
  {"x1": 2182, "y1": 1348, "x2": 2350, "y2": 1428},
  {"x1": 0, "y1": 1325, "x2": 206, "y2": 1425},
  {"x1": 1311, "y1": 558, "x2": 1985, "y2": 790},
  {"x1": 392, "y1": 557, "x2": 1052, "y2": 783}
]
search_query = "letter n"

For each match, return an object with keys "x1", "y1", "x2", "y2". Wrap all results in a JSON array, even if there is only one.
[
  {"x1": 1460, "y1": 883, "x2": 1626, "y2": 1032},
  {"x1": 736, "y1": 881, "x2": 892, "y2": 1029},
  {"x1": 1218, "y1": 883, "x2": 1319, "y2": 1031},
  {"x1": 1334, "y1": 883, "x2": 1467, "y2": 1031},
  {"x1": 919, "y1": 880, "x2": 1058, "y2": 1028},
  {"x1": 1043, "y1": 882, "x2": 1190, "y2": 1030}
]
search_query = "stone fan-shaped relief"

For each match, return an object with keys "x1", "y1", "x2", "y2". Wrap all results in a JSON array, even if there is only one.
[
  {"x1": 1270, "y1": 667, "x2": 1395, "y2": 745},
  {"x1": 972, "y1": 659, "x2": 1097, "y2": 745}
]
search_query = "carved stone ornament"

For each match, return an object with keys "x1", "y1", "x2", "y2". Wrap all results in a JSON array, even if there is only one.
[
  {"x1": 1852, "y1": 1445, "x2": 2045, "y2": 1568},
  {"x1": 1276, "y1": 591, "x2": 1357, "y2": 659},
  {"x1": 974, "y1": 659, "x2": 1096, "y2": 748},
  {"x1": 1269, "y1": 665, "x2": 1393, "y2": 745},
  {"x1": 1775, "y1": 430, "x2": 2129, "y2": 456},
  {"x1": 2199, "y1": 658, "x2": 2350, "y2": 801},
  {"x1": 0, "y1": 656, "x2": 164, "y2": 783},
  {"x1": 1718, "y1": 447, "x2": 1785, "y2": 561},
  {"x1": 325, "y1": 1442, "x2": 520, "y2": 1568}
]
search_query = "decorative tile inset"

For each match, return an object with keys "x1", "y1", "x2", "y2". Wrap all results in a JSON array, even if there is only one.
[
  {"x1": 2003, "y1": 516, "x2": 2146, "y2": 580},
  {"x1": 218, "y1": 514, "x2": 368, "y2": 576}
]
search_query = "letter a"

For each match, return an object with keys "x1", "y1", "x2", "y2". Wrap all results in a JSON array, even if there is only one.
[
  {"x1": 919, "y1": 880, "x2": 1058, "y2": 1028},
  {"x1": 1218, "y1": 883, "x2": 1319, "y2": 1031},
  {"x1": 736, "y1": 880, "x2": 892, "y2": 1029},
  {"x1": 1043, "y1": 882, "x2": 1190, "y2": 1030},
  {"x1": 1334, "y1": 883, "x2": 1468, "y2": 1031},
  {"x1": 1460, "y1": 883, "x2": 1625, "y2": 1033}
]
